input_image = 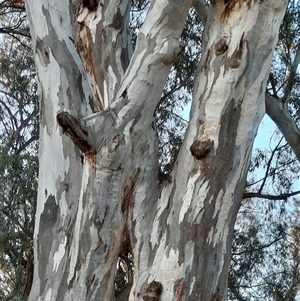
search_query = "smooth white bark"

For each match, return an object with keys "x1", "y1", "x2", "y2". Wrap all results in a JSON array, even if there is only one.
[{"x1": 25, "y1": 0, "x2": 289, "y2": 300}]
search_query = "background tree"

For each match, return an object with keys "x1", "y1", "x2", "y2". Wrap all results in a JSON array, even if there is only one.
[{"x1": 0, "y1": 0, "x2": 38, "y2": 299}]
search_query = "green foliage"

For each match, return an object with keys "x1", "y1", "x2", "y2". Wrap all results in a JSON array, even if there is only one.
[
  {"x1": 0, "y1": 6, "x2": 38, "y2": 298},
  {"x1": 229, "y1": 196, "x2": 300, "y2": 301}
]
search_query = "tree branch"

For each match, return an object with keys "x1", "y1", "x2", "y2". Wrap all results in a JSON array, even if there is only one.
[
  {"x1": 0, "y1": 27, "x2": 31, "y2": 38},
  {"x1": 282, "y1": 43, "x2": 300, "y2": 104},
  {"x1": 232, "y1": 235, "x2": 285, "y2": 256},
  {"x1": 228, "y1": 277, "x2": 247, "y2": 301},
  {"x1": 243, "y1": 190, "x2": 300, "y2": 201},
  {"x1": 265, "y1": 93, "x2": 300, "y2": 162},
  {"x1": 257, "y1": 137, "x2": 282, "y2": 194}
]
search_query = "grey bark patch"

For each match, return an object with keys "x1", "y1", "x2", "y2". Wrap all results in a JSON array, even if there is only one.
[
  {"x1": 121, "y1": 46, "x2": 130, "y2": 72},
  {"x1": 200, "y1": 98, "x2": 241, "y2": 190},
  {"x1": 112, "y1": 7, "x2": 122, "y2": 30},
  {"x1": 37, "y1": 195, "x2": 59, "y2": 292},
  {"x1": 41, "y1": 5, "x2": 87, "y2": 114},
  {"x1": 79, "y1": 217, "x2": 92, "y2": 257},
  {"x1": 36, "y1": 38, "x2": 51, "y2": 67},
  {"x1": 57, "y1": 263, "x2": 73, "y2": 299}
]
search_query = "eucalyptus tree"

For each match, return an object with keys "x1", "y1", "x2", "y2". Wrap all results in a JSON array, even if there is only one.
[
  {"x1": 0, "y1": 1, "x2": 38, "y2": 300},
  {"x1": 24, "y1": 0, "x2": 295, "y2": 300},
  {"x1": 228, "y1": 1, "x2": 300, "y2": 298}
]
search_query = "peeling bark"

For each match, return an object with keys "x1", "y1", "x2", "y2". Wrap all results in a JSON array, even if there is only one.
[
  {"x1": 25, "y1": 0, "x2": 288, "y2": 300},
  {"x1": 73, "y1": 0, "x2": 133, "y2": 110}
]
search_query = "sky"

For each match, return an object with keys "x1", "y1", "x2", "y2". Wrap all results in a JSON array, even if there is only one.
[
  {"x1": 253, "y1": 115, "x2": 276, "y2": 149},
  {"x1": 254, "y1": 115, "x2": 300, "y2": 192}
]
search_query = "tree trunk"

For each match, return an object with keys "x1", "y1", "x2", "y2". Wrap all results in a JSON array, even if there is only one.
[{"x1": 25, "y1": 0, "x2": 288, "y2": 300}]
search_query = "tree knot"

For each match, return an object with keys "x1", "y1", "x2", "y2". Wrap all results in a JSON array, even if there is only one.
[
  {"x1": 138, "y1": 281, "x2": 163, "y2": 301},
  {"x1": 190, "y1": 139, "x2": 213, "y2": 160},
  {"x1": 215, "y1": 38, "x2": 229, "y2": 56}
]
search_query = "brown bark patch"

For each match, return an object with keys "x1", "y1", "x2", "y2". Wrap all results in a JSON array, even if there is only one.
[
  {"x1": 221, "y1": 0, "x2": 259, "y2": 20},
  {"x1": 122, "y1": 169, "x2": 140, "y2": 213},
  {"x1": 190, "y1": 139, "x2": 213, "y2": 160},
  {"x1": 174, "y1": 279, "x2": 185, "y2": 301},
  {"x1": 202, "y1": 50, "x2": 211, "y2": 76},
  {"x1": 75, "y1": 20, "x2": 104, "y2": 111},
  {"x1": 42, "y1": 49, "x2": 50, "y2": 65},
  {"x1": 228, "y1": 32, "x2": 244, "y2": 69},
  {"x1": 236, "y1": 32, "x2": 244, "y2": 59},
  {"x1": 76, "y1": 22, "x2": 93, "y2": 74},
  {"x1": 210, "y1": 293, "x2": 222, "y2": 301},
  {"x1": 116, "y1": 285, "x2": 132, "y2": 301},
  {"x1": 120, "y1": 226, "x2": 133, "y2": 256},
  {"x1": 215, "y1": 38, "x2": 228, "y2": 56}
]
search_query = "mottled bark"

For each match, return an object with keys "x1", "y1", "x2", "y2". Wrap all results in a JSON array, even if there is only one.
[
  {"x1": 25, "y1": 0, "x2": 288, "y2": 300},
  {"x1": 73, "y1": 0, "x2": 133, "y2": 110},
  {"x1": 131, "y1": 2, "x2": 288, "y2": 300}
]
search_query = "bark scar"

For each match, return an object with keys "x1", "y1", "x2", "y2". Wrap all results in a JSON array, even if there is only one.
[
  {"x1": 122, "y1": 168, "x2": 140, "y2": 214},
  {"x1": 215, "y1": 38, "x2": 228, "y2": 56},
  {"x1": 202, "y1": 50, "x2": 210, "y2": 76},
  {"x1": 175, "y1": 279, "x2": 185, "y2": 301},
  {"x1": 228, "y1": 32, "x2": 245, "y2": 69},
  {"x1": 221, "y1": 0, "x2": 258, "y2": 20},
  {"x1": 57, "y1": 112, "x2": 97, "y2": 158},
  {"x1": 236, "y1": 32, "x2": 244, "y2": 59}
]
